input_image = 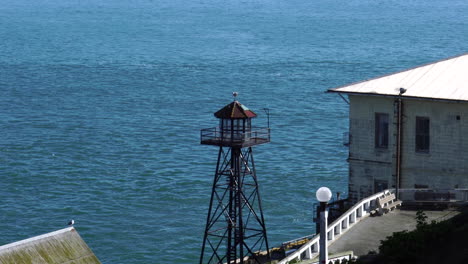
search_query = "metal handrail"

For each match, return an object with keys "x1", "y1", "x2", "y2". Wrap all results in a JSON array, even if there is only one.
[{"x1": 200, "y1": 127, "x2": 270, "y2": 142}]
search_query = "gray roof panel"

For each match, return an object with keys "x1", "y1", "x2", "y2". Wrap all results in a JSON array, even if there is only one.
[{"x1": 328, "y1": 53, "x2": 468, "y2": 101}]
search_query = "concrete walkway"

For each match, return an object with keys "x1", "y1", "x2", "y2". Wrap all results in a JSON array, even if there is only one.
[{"x1": 328, "y1": 209, "x2": 459, "y2": 256}]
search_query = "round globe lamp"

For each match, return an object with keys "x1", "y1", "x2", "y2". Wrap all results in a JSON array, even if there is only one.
[{"x1": 316, "y1": 187, "x2": 332, "y2": 203}]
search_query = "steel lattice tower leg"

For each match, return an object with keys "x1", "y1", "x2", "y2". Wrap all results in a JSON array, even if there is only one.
[{"x1": 200, "y1": 146, "x2": 270, "y2": 264}]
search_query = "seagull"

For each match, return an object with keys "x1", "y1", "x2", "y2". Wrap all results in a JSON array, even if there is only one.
[{"x1": 68, "y1": 219, "x2": 75, "y2": 226}]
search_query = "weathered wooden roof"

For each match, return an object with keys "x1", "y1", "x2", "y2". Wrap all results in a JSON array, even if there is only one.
[
  {"x1": 0, "y1": 227, "x2": 101, "y2": 264},
  {"x1": 328, "y1": 53, "x2": 468, "y2": 102},
  {"x1": 214, "y1": 101, "x2": 257, "y2": 119}
]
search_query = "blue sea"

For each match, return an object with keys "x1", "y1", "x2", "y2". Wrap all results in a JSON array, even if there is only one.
[{"x1": 1, "y1": 0, "x2": 467, "y2": 263}]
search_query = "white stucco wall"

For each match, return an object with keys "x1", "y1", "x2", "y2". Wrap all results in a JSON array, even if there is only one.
[{"x1": 347, "y1": 94, "x2": 468, "y2": 202}]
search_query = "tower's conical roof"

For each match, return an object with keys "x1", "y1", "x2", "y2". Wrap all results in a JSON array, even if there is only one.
[{"x1": 214, "y1": 101, "x2": 257, "y2": 119}]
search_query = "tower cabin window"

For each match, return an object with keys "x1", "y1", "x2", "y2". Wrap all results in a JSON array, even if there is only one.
[
  {"x1": 415, "y1": 117, "x2": 430, "y2": 153},
  {"x1": 375, "y1": 113, "x2": 389, "y2": 148},
  {"x1": 219, "y1": 119, "x2": 251, "y2": 141}
]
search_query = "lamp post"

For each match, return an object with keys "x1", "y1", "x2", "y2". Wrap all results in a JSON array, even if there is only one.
[{"x1": 316, "y1": 187, "x2": 332, "y2": 264}]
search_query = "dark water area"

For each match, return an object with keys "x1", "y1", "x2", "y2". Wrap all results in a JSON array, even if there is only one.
[{"x1": 1, "y1": 0, "x2": 467, "y2": 263}]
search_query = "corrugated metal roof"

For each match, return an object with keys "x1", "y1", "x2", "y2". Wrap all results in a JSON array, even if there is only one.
[
  {"x1": 328, "y1": 53, "x2": 468, "y2": 101},
  {"x1": 214, "y1": 101, "x2": 257, "y2": 119},
  {"x1": 0, "y1": 227, "x2": 101, "y2": 264}
]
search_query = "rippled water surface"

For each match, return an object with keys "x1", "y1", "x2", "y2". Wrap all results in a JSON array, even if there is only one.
[{"x1": 1, "y1": 0, "x2": 468, "y2": 263}]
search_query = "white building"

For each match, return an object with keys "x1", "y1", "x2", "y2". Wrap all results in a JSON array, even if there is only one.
[{"x1": 328, "y1": 53, "x2": 468, "y2": 203}]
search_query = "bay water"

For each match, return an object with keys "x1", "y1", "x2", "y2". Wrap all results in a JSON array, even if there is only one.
[{"x1": 1, "y1": 0, "x2": 467, "y2": 263}]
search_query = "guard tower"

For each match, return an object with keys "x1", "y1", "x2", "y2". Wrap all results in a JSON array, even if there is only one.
[{"x1": 200, "y1": 95, "x2": 271, "y2": 264}]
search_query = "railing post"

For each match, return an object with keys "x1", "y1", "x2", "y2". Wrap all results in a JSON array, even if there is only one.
[
  {"x1": 312, "y1": 241, "x2": 319, "y2": 253},
  {"x1": 304, "y1": 246, "x2": 312, "y2": 259},
  {"x1": 335, "y1": 223, "x2": 341, "y2": 236},
  {"x1": 342, "y1": 217, "x2": 348, "y2": 230}
]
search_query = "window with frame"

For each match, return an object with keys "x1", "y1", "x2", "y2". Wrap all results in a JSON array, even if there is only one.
[
  {"x1": 375, "y1": 113, "x2": 389, "y2": 148},
  {"x1": 415, "y1": 116, "x2": 430, "y2": 152}
]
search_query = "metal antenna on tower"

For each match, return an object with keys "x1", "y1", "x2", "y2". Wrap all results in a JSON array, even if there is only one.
[{"x1": 263, "y1": 108, "x2": 270, "y2": 129}]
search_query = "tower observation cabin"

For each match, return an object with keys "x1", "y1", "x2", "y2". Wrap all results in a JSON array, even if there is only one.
[
  {"x1": 199, "y1": 96, "x2": 271, "y2": 264},
  {"x1": 200, "y1": 100, "x2": 270, "y2": 147}
]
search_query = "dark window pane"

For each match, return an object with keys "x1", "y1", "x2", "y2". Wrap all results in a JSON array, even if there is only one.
[
  {"x1": 415, "y1": 117, "x2": 430, "y2": 152},
  {"x1": 375, "y1": 113, "x2": 389, "y2": 148}
]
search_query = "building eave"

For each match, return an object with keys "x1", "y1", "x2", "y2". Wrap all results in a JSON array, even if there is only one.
[{"x1": 328, "y1": 90, "x2": 468, "y2": 104}]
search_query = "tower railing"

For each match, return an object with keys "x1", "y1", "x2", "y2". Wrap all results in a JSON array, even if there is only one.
[{"x1": 200, "y1": 127, "x2": 270, "y2": 147}]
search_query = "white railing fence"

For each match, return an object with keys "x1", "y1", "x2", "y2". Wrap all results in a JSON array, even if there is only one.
[
  {"x1": 315, "y1": 251, "x2": 354, "y2": 264},
  {"x1": 278, "y1": 190, "x2": 392, "y2": 264}
]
